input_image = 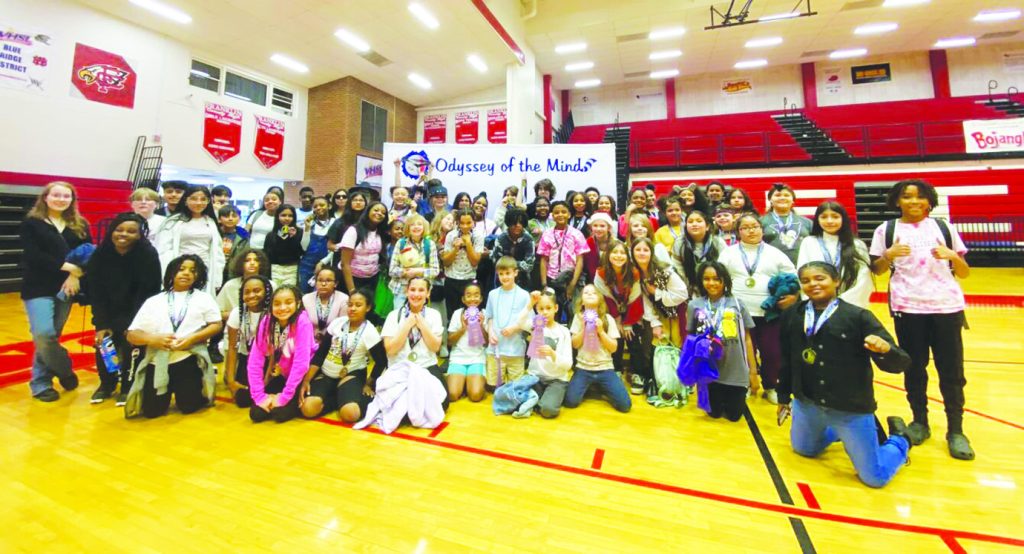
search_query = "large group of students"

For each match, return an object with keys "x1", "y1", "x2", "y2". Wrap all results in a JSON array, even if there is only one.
[{"x1": 19, "y1": 172, "x2": 976, "y2": 488}]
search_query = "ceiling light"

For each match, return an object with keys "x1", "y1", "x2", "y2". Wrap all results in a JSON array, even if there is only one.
[
  {"x1": 882, "y1": 0, "x2": 929, "y2": 7},
  {"x1": 934, "y1": 37, "x2": 976, "y2": 48},
  {"x1": 649, "y1": 27, "x2": 686, "y2": 40},
  {"x1": 650, "y1": 69, "x2": 679, "y2": 79},
  {"x1": 854, "y1": 22, "x2": 898, "y2": 35},
  {"x1": 270, "y1": 54, "x2": 309, "y2": 73},
  {"x1": 190, "y1": 178, "x2": 216, "y2": 185},
  {"x1": 759, "y1": 11, "x2": 799, "y2": 21},
  {"x1": 128, "y1": 0, "x2": 192, "y2": 24},
  {"x1": 565, "y1": 61, "x2": 594, "y2": 72},
  {"x1": 408, "y1": 3, "x2": 440, "y2": 29},
  {"x1": 555, "y1": 42, "x2": 587, "y2": 54},
  {"x1": 408, "y1": 73, "x2": 432, "y2": 89},
  {"x1": 830, "y1": 48, "x2": 867, "y2": 59},
  {"x1": 745, "y1": 37, "x2": 783, "y2": 48},
  {"x1": 649, "y1": 50, "x2": 682, "y2": 60},
  {"x1": 974, "y1": 9, "x2": 1021, "y2": 22},
  {"x1": 334, "y1": 29, "x2": 371, "y2": 53},
  {"x1": 734, "y1": 59, "x2": 768, "y2": 69},
  {"x1": 467, "y1": 54, "x2": 487, "y2": 73},
  {"x1": 575, "y1": 79, "x2": 601, "y2": 88},
  {"x1": 228, "y1": 177, "x2": 254, "y2": 182}
]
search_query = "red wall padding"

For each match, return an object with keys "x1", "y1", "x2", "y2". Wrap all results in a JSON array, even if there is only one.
[{"x1": 0, "y1": 171, "x2": 132, "y2": 236}]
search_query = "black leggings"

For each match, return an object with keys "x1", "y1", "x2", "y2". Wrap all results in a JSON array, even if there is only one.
[
  {"x1": 894, "y1": 311, "x2": 966, "y2": 433},
  {"x1": 707, "y1": 382, "x2": 747, "y2": 422},
  {"x1": 612, "y1": 322, "x2": 654, "y2": 379},
  {"x1": 96, "y1": 332, "x2": 138, "y2": 393},
  {"x1": 249, "y1": 374, "x2": 301, "y2": 423},
  {"x1": 307, "y1": 370, "x2": 370, "y2": 416},
  {"x1": 233, "y1": 353, "x2": 252, "y2": 408},
  {"x1": 141, "y1": 357, "x2": 207, "y2": 419}
]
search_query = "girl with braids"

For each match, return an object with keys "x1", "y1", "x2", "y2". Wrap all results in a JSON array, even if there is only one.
[
  {"x1": 86, "y1": 213, "x2": 162, "y2": 405},
  {"x1": 797, "y1": 201, "x2": 873, "y2": 309},
  {"x1": 263, "y1": 204, "x2": 305, "y2": 288},
  {"x1": 302, "y1": 267, "x2": 348, "y2": 346},
  {"x1": 632, "y1": 237, "x2": 688, "y2": 349},
  {"x1": 673, "y1": 210, "x2": 728, "y2": 295},
  {"x1": 301, "y1": 289, "x2": 387, "y2": 422},
  {"x1": 593, "y1": 240, "x2": 662, "y2": 395},
  {"x1": 245, "y1": 285, "x2": 315, "y2": 423},
  {"x1": 225, "y1": 275, "x2": 272, "y2": 407},
  {"x1": 125, "y1": 255, "x2": 223, "y2": 418}
]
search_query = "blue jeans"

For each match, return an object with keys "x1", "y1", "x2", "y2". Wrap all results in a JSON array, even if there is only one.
[
  {"x1": 790, "y1": 398, "x2": 909, "y2": 488},
  {"x1": 24, "y1": 296, "x2": 74, "y2": 396},
  {"x1": 564, "y1": 369, "x2": 632, "y2": 413}
]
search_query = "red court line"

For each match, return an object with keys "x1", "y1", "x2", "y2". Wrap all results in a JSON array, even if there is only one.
[
  {"x1": 797, "y1": 482, "x2": 821, "y2": 510},
  {"x1": 427, "y1": 422, "x2": 449, "y2": 438},
  {"x1": 875, "y1": 380, "x2": 1024, "y2": 431},
  {"x1": 869, "y1": 292, "x2": 1024, "y2": 307},
  {"x1": 942, "y1": 535, "x2": 968, "y2": 554},
  {"x1": 591, "y1": 449, "x2": 605, "y2": 470},
  {"x1": 315, "y1": 417, "x2": 1024, "y2": 548},
  {"x1": 0, "y1": 330, "x2": 95, "y2": 354}
]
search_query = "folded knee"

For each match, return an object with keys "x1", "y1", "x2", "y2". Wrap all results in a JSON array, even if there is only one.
[
  {"x1": 540, "y1": 406, "x2": 561, "y2": 419},
  {"x1": 339, "y1": 404, "x2": 361, "y2": 423}
]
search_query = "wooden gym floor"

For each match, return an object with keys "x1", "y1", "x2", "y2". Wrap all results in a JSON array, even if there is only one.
[{"x1": 1, "y1": 268, "x2": 1022, "y2": 553}]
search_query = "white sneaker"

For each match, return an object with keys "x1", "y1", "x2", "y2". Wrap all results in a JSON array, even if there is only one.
[{"x1": 762, "y1": 389, "x2": 778, "y2": 405}]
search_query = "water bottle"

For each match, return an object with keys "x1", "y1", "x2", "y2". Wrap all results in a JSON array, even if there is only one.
[{"x1": 99, "y1": 336, "x2": 120, "y2": 375}]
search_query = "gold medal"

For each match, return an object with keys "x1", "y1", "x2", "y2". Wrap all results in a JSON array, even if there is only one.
[
  {"x1": 409, "y1": 352, "x2": 419, "y2": 362},
  {"x1": 746, "y1": 277, "x2": 756, "y2": 288},
  {"x1": 801, "y1": 347, "x2": 817, "y2": 364}
]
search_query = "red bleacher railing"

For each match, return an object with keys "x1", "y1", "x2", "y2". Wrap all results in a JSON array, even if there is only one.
[{"x1": 630, "y1": 119, "x2": 1006, "y2": 170}]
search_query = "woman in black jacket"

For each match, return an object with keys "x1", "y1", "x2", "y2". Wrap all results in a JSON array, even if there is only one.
[
  {"x1": 777, "y1": 261, "x2": 912, "y2": 488},
  {"x1": 86, "y1": 213, "x2": 162, "y2": 404},
  {"x1": 19, "y1": 181, "x2": 92, "y2": 402}
]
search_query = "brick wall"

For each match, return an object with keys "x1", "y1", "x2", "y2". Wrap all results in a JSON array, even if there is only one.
[{"x1": 303, "y1": 76, "x2": 416, "y2": 198}]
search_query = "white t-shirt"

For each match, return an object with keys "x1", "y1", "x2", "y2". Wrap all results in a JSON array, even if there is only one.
[
  {"x1": 519, "y1": 318, "x2": 573, "y2": 382},
  {"x1": 129, "y1": 290, "x2": 221, "y2": 363},
  {"x1": 570, "y1": 313, "x2": 620, "y2": 371},
  {"x1": 249, "y1": 211, "x2": 276, "y2": 249},
  {"x1": 227, "y1": 307, "x2": 263, "y2": 355},
  {"x1": 320, "y1": 317, "x2": 382, "y2": 378},
  {"x1": 179, "y1": 218, "x2": 214, "y2": 261},
  {"x1": 448, "y1": 307, "x2": 487, "y2": 365},
  {"x1": 717, "y1": 242, "x2": 797, "y2": 317},
  {"x1": 797, "y1": 234, "x2": 873, "y2": 310},
  {"x1": 381, "y1": 306, "x2": 444, "y2": 367}
]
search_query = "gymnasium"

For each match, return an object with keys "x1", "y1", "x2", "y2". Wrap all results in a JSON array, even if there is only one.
[{"x1": 2, "y1": 0, "x2": 1023, "y2": 552}]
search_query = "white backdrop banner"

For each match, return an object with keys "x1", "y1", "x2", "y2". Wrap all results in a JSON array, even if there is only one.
[
  {"x1": 381, "y1": 142, "x2": 617, "y2": 216},
  {"x1": 963, "y1": 119, "x2": 1024, "y2": 154}
]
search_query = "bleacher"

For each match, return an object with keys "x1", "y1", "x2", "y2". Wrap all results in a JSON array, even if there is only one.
[{"x1": 569, "y1": 95, "x2": 1017, "y2": 169}]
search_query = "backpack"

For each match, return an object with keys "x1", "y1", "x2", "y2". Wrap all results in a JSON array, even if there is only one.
[
  {"x1": 648, "y1": 339, "x2": 686, "y2": 408},
  {"x1": 881, "y1": 217, "x2": 956, "y2": 317}
]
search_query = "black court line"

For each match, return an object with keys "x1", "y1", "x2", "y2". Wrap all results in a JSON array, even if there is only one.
[{"x1": 744, "y1": 407, "x2": 818, "y2": 554}]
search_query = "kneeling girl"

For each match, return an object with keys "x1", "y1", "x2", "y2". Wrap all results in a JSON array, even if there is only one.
[
  {"x1": 246, "y1": 285, "x2": 315, "y2": 423},
  {"x1": 301, "y1": 289, "x2": 386, "y2": 422},
  {"x1": 564, "y1": 284, "x2": 629, "y2": 412}
]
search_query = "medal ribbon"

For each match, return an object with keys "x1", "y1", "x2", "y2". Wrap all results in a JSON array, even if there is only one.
[
  {"x1": 738, "y1": 243, "x2": 764, "y2": 279},
  {"x1": 804, "y1": 299, "x2": 840, "y2": 337},
  {"x1": 338, "y1": 320, "x2": 367, "y2": 368},
  {"x1": 403, "y1": 304, "x2": 423, "y2": 351},
  {"x1": 817, "y1": 237, "x2": 841, "y2": 270},
  {"x1": 771, "y1": 211, "x2": 794, "y2": 235},
  {"x1": 167, "y1": 291, "x2": 193, "y2": 333},
  {"x1": 315, "y1": 294, "x2": 334, "y2": 330}
]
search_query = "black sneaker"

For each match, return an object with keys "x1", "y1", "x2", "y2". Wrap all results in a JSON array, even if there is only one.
[
  {"x1": 58, "y1": 371, "x2": 79, "y2": 392},
  {"x1": 630, "y1": 374, "x2": 645, "y2": 395},
  {"x1": 34, "y1": 389, "x2": 59, "y2": 402},
  {"x1": 886, "y1": 416, "x2": 912, "y2": 451},
  {"x1": 90, "y1": 387, "x2": 114, "y2": 404},
  {"x1": 905, "y1": 421, "x2": 931, "y2": 445},
  {"x1": 947, "y1": 433, "x2": 975, "y2": 461},
  {"x1": 115, "y1": 392, "x2": 128, "y2": 407}
]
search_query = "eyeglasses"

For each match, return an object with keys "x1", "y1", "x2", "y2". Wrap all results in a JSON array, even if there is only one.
[{"x1": 738, "y1": 226, "x2": 761, "y2": 232}]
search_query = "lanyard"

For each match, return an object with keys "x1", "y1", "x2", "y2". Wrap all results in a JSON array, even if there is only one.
[
  {"x1": 804, "y1": 299, "x2": 840, "y2": 337},
  {"x1": 817, "y1": 236, "x2": 841, "y2": 270},
  {"x1": 738, "y1": 243, "x2": 764, "y2": 277},
  {"x1": 402, "y1": 304, "x2": 423, "y2": 351},
  {"x1": 703, "y1": 297, "x2": 726, "y2": 337},
  {"x1": 771, "y1": 211, "x2": 794, "y2": 234},
  {"x1": 338, "y1": 320, "x2": 367, "y2": 367},
  {"x1": 315, "y1": 294, "x2": 335, "y2": 330},
  {"x1": 167, "y1": 291, "x2": 193, "y2": 332}
]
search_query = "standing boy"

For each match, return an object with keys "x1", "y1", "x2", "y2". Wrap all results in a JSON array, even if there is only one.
[{"x1": 484, "y1": 256, "x2": 531, "y2": 387}]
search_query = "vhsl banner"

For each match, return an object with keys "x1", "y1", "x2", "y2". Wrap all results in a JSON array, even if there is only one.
[
  {"x1": 381, "y1": 143, "x2": 616, "y2": 216},
  {"x1": 963, "y1": 119, "x2": 1024, "y2": 153}
]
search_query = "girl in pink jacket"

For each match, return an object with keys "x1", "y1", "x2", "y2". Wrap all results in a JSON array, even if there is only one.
[{"x1": 247, "y1": 285, "x2": 315, "y2": 423}]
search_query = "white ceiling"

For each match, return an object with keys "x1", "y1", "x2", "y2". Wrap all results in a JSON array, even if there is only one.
[
  {"x1": 525, "y1": 0, "x2": 1024, "y2": 89},
  {"x1": 75, "y1": 0, "x2": 516, "y2": 105}
]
